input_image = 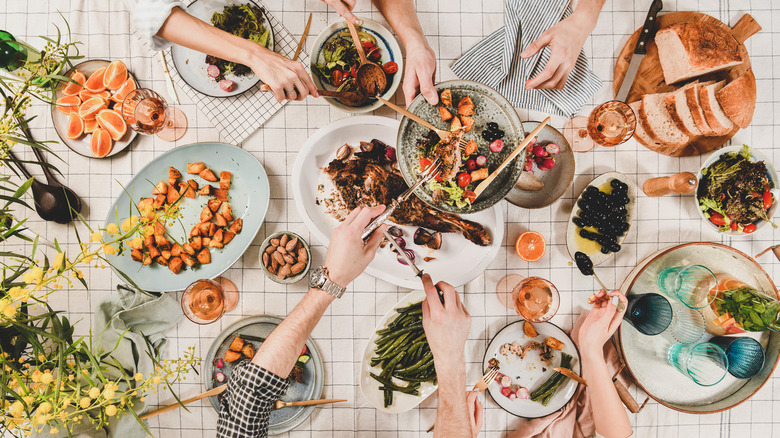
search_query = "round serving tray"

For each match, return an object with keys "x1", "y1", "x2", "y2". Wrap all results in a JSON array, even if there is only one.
[{"x1": 615, "y1": 242, "x2": 780, "y2": 414}]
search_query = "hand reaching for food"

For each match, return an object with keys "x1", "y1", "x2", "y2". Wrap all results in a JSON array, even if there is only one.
[
  {"x1": 249, "y1": 50, "x2": 318, "y2": 102},
  {"x1": 578, "y1": 290, "x2": 627, "y2": 358},
  {"x1": 320, "y1": 0, "x2": 360, "y2": 25},
  {"x1": 466, "y1": 390, "x2": 484, "y2": 438},
  {"x1": 421, "y1": 274, "x2": 471, "y2": 368},
  {"x1": 402, "y1": 44, "x2": 438, "y2": 106},
  {"x1": 323, "y1": 205, "x2": 387, "y2": 287}
]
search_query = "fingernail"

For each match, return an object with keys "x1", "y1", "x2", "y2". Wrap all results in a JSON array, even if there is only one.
[{"x1": 611, "y1": 296, "x2": 619, "y2": 306}]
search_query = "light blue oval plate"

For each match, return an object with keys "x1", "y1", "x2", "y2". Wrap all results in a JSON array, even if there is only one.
[{"x1": 104, "y1": 142, "x2": 269, "y2": 292}]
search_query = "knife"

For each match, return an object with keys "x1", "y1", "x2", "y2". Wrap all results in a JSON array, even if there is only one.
[
  {"x1": 554, "y1": 367, "x2": 588, "y2": 386},
  {"x1": 615, "y1": 0, "x2": 664, "y2": 102},
  {"x1": 159, "y1": 51, "x2": 180, "y2": 105},
  {"x1": 382, "y1": 228, "x2": 445, "y2": 304}
]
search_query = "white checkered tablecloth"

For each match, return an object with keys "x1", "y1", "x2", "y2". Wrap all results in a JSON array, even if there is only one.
[{"x1": 3, "y1": 0, "x2": 780, "y2": 437}]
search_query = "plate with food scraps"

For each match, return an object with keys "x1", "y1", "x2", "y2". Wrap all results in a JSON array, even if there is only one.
[
  {"x1": 566, "y1": 172, "x2": 636, "y2": 267},
  {"x1": 396, "y1": 79, "x2": 525, "y2": 214},
  {"x1": 104, "y1": 142, "x2": 269, "y2": 292},
  {"x1": 52, "y1": 59, "x2": 139, "y2": 158},
  {"x1": 291, "y1": 116, "x2": 503, "y2": 289},
  {"x1": 310, "y1": 18, "x2": 403, "y2": 113},
  {"x1": 483, "y1": 320, "x2": 581, "y2": 418},
  {"x1": 204, "y1": 315, "x2": 324, "y2": 435},
  {"x1": 170, "y1": 0, "x2": 275, "y2": 97},
  {"x1": 696, "y1": 145, "x2": 778, "y2": 236},
  {"x1": 359, "y1": 289, "x2": 437, "y2": 413}
]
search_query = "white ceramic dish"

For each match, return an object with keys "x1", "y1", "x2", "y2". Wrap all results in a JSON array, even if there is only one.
[
  {"x1": 695, "y1": 145, "x2": 779, "y2": 236},
  {"x1": 309, "y1": 18, "x2": 403, "y2": 113},
  {"x1": 291, "y1": 116, "x2": 504, "y2": 289},
  {"x1": 359, "y1": 290, "x2": 436, "y2": 413},
  {"x1": 483, "y1": 320, "x2": 581, "y2": 418},
  {"x1": 566, "y1": 172, "x2": 637, "y2": 266}
]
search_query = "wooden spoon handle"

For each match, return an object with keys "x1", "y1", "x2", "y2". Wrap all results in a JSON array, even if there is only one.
[
  {"x1": 139, "y1": 385, "x2": 226, "y2": 420},
  {"x1": 277, "y1": 398, "x2": 347, "y2": 408},
  {"x1": 345, "y1": 20, "x2": 368, "y2": 64},
  {"x1": 375, "y1": 96, "x2": 440, "y2": 132}
]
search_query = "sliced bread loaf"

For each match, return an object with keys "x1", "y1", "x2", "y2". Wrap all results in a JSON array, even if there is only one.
[
  {"x1": 716, "y1": 69, "x2": 756, "y2": 129},
  {"x1": 685, "y1": 83, "x2": 717, "y2": 136},
  {"x1": 629, "y1": 101, "x2": 659, "y2": 149},
  {"x1": 700, "y1": 81, "x2": 734, "y2": 136},
  {"x1": 638, "y1": 93, "x2": 690, "y2": 149},
  {"x1": 664, "y1": 83, "x2": 701, "y2": 136},
  {"x1": 655, "y1": 22, "x2": 742, "y2": 85}
]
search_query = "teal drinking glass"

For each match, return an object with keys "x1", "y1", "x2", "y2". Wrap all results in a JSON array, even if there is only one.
[
  {"x1": 709, "y1": 336, "x2": 766, "y2": 379},
  {"x1": 658, "y1": 265, "x2": 717, "y2": 309},
  {"x1": 623, "y1": 293, "x2": 672, "y2": 336},
  {"x1": 667, "y1": 342, "x2": 728, "y2": 386},
  {"x1": 669, "y1": 304, "x2": 706, "y2": 345}
]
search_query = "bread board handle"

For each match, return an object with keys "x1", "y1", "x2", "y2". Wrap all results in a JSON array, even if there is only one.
[{"x1": 731, "y1": 14, "x2": 761, "y2": 44}]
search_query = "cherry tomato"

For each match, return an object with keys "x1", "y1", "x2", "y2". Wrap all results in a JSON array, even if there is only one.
[
  {"x1": 363, "y1": 41, "x2": 376, "y2": 51},
  {"x1": 764, "y1": 189, "x2": 773, "y2": 210},
  {"x1": 382, "y1": 61, "x2": 398, "y2": 75},
  {"x1": 419, "y1": 157, "x2": 432, "y2": 170},
  {"x1": 367, "y1": 47, "x2": 381, "y2": 62},
  {"x1": 331, "y1": 69, "x2": 345, "y2": 86},
  {"x1": 709, "y1": 211, "x2": 726, "y2": 226},
  {"x1": 730, "y1": 220, "x2": 739, "y2": 231},
  {"x1": 457, "y1": 172, "x2": 471, "y2": 188},
  {"x1": 466, "y1": 158, "x2": 477, "y2": 171},
  {"x1": 350, "y1": 64, "x2": 357, "y2": 78},
  {"x1": 743, "y1": 223, "x2": 757, "y2": 233},
  {"x1": 463, "y1": 190, "x2": 477, "y2": 203}
]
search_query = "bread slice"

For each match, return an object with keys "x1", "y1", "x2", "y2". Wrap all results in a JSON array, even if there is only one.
[
  {"x1": 664, "y1": 83, "x2": 701, "y2": 136},
  {"x1": 700, "y1": 81, "x2": 734, "y2": 136},
  {"x1": 716, "y1": 69, "x2": 756, "y2": 129},
  {"x1": 638, "y1": 93, "x2": 689, "y2": 148},
  {"x1": 685, "y1": 82, "x2": 717, "y2": 136},
  {"x1": 655, "y1": 22, "x2": 742, "y2": 85},
  {"x1": 629, "y1": 101, "x2": 659, "y2": 149}
]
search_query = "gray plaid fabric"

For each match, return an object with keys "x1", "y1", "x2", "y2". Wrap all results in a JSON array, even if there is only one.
[{"x1": 216, "y1": 361, "x2": 290, "y2": 438}]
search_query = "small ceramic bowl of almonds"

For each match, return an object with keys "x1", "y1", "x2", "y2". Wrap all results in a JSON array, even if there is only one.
[{"x1": 259, "y1": 232, "x2": 311, "y2": 284}]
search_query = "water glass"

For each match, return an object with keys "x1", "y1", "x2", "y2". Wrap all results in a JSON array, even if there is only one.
[
  {"x1": 709, "y1": 336, "x2": 766, "y2": 379},
  {"x1": 623, "y1": 293, "x2": 673, "y2": 336},
  {"x1": 669, "y1": 304, "x2": 706, "y2": 345},
  {"x1": 667, "y1": 342, "x2": 729, "y2": 386},
  {"x1": 658, "y1": 265, "x2": 717, "y2": 309}
]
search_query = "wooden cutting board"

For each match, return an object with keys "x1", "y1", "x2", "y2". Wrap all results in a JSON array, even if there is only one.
[{"x1": 613, "y1": 12, "x2": 760, "y2": 157}]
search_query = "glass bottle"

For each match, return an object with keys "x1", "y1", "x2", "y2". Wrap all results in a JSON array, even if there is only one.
[{"x1": 0, "y1": 30, "x2": 27, "y2": 71}]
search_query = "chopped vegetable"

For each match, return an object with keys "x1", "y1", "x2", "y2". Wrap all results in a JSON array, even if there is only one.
[
  {"x1": 228, "y1": 336, "x2": 245, "y2": 352},
  {"x1": 207, "y1": 4, "x2": 271, "y2": 81},
  {"x1": 214, "y1": 358, "x2": 225, "y2": 369},
  {"x1": 312, "y1": 29, "x2": 395, "y2": 96},
  {"x1": 489, "y1": 139, "x2": 504, "y2": 153},
  {"x1": 207, "y1": 65, "x2": 220, "y2": 78},
  {"x1": 530, "y1": 353, "x2": 573, "y2": 406},
  {"x1": 224, "y1": 350, "x2": 242, "y2": 363},
  {"x1": 544, "y1": 337, "x2": 564, "y2": 351},
  {"x1": 216, "y1": 371, "x2": 226, "y2": 383},
  {"x1": 298, "y1": 354, "x2": 311, "y2": 364},
  {"x1": 219, "y1": 79, "x2": 234, "y2": 92},
  {"x1": 523, "y1": 321, "x2": 538, "y2": 338}
]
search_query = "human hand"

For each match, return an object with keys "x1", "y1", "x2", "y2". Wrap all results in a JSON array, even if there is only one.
[
  {"x1": 520, "y1": 11, "x2": 595, "y2": 90},
  {"x1": 402, "y1": 43, "x2": 438, "y2": 106},
  {"x1": 421, "y1": 274, "x2": 470, "y2": 373},
  {"x1": 578, "y1": 290, "x2": 627, "y2": 359},
  {"x1": 320, "y1": 0, "x2": 359, "y2": 25},
  {"x1": 466, "y1": 390, "x2": 483, "y2": 437},
  {"x1": 248, "y1": 49, "x2": 318, "y2": 102},
  {"x1": 323, "y1": 205, "x2": 386, "y2": 287}
]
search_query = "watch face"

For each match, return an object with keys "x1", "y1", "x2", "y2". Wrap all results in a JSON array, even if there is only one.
[{"x1": 309, "y1": 266, "x2": 324, "y2": 288}]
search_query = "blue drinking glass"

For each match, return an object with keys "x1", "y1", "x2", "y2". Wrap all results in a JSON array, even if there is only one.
[
  {"x1": 623, "y1": 293, "x2": 673, "y2": 336},
  {"x1": 709, "y1": 336, "x2": 766, "y2": 379}
]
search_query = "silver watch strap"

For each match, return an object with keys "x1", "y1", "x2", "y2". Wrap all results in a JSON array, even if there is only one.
[{"x1": 320, "y1": 279, "x2": 345, "y2": 299}]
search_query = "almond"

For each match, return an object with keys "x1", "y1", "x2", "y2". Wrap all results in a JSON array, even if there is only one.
[
  {"x1": 285, "y1": 238, "x2": 298, "y2": 252},
  {"x1": 291, "y1": 262, "x2": 306, "y2": 274},
  {"x1": 270, "y1": 238, "x2": 280, "y2": 246},
  {"x1": 265, "y1": 245, "x2": 276, "y2": 254},
  {"x1": 279, "y1": 234, "x2": 289, "y2": 247},
  {"x1": 272, "y1": 259, "x2": 279, "y2": 271},
  {"x1": 272, "y1": 252, "x2": 285, "y2": 266},
  {"x1": 298, "y1": 247, "x2": 308, "y2": 262},
  {"x1": 268, "y1": 263, "x2": 278, "y2": 275},
  {"x1": 277, "y1": 246, "x2": 287, "y2": 255},
  {"x1": 262, "y1": 252, "x2": 269, "y2": 267},
  {"x1": 278, "y1": 264, "x2": 291, "y2": 279},
  {"x1": 283, "y1": 254, "x2": 296, "y2": 265}
]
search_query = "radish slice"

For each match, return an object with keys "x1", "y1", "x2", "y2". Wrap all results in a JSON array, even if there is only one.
[
  {"x1": 516, "y1": 387, "x2": 529, "y2": 399},
  {"x1": 500, "y1": 375, "x2": 512, "y2": 387},
  {"x1": 219, "y1": 79, "x2": 234, "y2": 92},
  {"x1": 508, "y1": 392, "x2": 517, "y2": 400},
  {"x1": 494, "y1": 372, "x2": 504, "y2": 382},
  {"x1": 215, "y1": 371, "x2": 226, "y2": 383},
  {"x1": 207, "y1": 65, "x2": 220, "y2": 78},
  {"x1": 214, "y1": 358, "x2": 225, "y2": 369},
  {"x1": 500, "y1": 386, "x2": 513, "y2": 397}
]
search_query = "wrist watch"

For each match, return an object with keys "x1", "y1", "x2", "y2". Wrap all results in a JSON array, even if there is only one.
[{"x1": 309, "y1": 266, "x2": 346, "y2": 299}]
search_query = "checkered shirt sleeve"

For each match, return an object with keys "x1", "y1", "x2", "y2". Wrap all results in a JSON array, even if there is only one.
[{"x1": 216, "y1": 361, "x2": 290, "y2": 438}]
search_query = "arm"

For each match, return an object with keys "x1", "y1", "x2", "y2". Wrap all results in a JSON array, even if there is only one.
[
  {"x1": 520, "y1": 0, "x2": 605, "y2": 89},
  {"x1": 578, "y1": 290, "x2": 633, "y2": 438},
  {"x1": 421, "y1": 275, "x2": 473, "y2": 438},
  {"x1": 156, "y1": 7, "x2": 317, "y2": 102}
]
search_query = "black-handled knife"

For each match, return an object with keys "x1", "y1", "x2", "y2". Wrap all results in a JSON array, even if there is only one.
[
  {"x1": 383, "y1": 228, "x2": 445, "y2": 304},
  {"x1": 615, "y1": 0, "x2": 663, "y2": 102}
]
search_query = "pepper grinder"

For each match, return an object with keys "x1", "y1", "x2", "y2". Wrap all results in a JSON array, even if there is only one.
[{"x1": 642, "y1": 172, "x2": 697, "y2": 197}]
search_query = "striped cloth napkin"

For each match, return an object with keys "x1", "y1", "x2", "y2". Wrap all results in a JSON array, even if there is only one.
[{"x1": 450, "y1": 0, "x2": 602, "y2": 117}]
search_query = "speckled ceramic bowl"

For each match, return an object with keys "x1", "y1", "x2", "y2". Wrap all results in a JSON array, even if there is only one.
[
  {"x1": 259, "y1": 231, "x2": 311, "y2": 284},
  {"x1": 396, "y1": 80, "x2": 525, "y2": 214}
]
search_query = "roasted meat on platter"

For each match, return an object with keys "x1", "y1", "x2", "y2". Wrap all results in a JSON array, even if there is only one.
[
  {"x1": 428, "y1": 130, "x2": 464, "y2": 182},
  {"x1": 322, "y1": 140, "x2": 491, "y2": 246}
]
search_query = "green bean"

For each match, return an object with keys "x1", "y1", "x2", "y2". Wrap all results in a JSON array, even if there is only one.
[
  {"x1": 370, "y1": 373, "x2": 420, "y2": 394},
  {"x1": 238, "y1": 335, "x2": 266, "y2": 343},
  {"x1": 396, "y1": 301, "x2": 423, "y2": 313}
]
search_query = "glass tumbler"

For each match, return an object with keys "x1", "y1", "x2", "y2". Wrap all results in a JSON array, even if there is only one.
[
  {"x1": 623, "y1": 293, "x2": 673, "y2": 336},
  {"x1": 709, "y1": 336, "x2": 766, "y2": 379},
  {"x1": 658, "y1": 265, "x2": 717, "y2": 309},
  {"x1": 669, "y1": 304, "x2": 706, "y2": 345},
  {"x1": 667, "y1": 342, "x2": 729, "y2": 386}
]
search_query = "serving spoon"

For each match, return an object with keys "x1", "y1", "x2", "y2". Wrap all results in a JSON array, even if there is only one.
[{"x1": 344, "y1": 19, "x2": 387, "y2": 97}]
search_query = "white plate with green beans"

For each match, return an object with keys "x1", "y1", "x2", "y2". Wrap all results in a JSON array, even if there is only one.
[
  {"x1": 483, "y1": 320, "x2": 581, "y2": 418},
  {"x1": 360, "y1": 290, "x2": 437, "y2": 413}
]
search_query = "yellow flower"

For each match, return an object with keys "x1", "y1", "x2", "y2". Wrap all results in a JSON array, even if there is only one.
[
  {"x1": 8, "y1": 287, "x2": 29, "y2": 301},
  {"x1": 31, "y1": 369, "x2": 42, "y2": 383},
  {"x1": 0, "y1": 298, "x2": 9, "y2": 312},
  {"x1": 68, "y1": 375, "x2": 75, "y2": 381},
  {"x1": 103, "y1": 388, "x2": 115, "y2": 400},
  {"x1": 40, "y1": 372, "x2": 53, "y2": 385},
  {"x1": 130, "y1": 215, "x2": 139, "y2": 227},
  {"x1": 106, "y1": 223, "x2": 119, "y2": 234},
  {"x1": 133, "y1": 373, "x2": 143, "y2": 382},
  {"x1": 102, "y1": 245, "x2": 116, "y2": 256},
  {"x1": 37, "y1": 402, "x2": 52, "y2": 414},
  {"x1": 105, "y1": 404, "x2": 117, "y2": 417},
  {"x1": 22, "y1": 267, "x2": 43, "y2": 285},
  {"x1": 88, "y1": 387, "x2": 100, "y2": 399},
  {"x1": 121, "y1": 218, "x2": 132, "y2": 233},
  {"x1": 3, "y1": 303, "x2": 17, "y2": 318},
  {"x1": 152, "y1": 376, "x2": 161, "y2": 385},
  {"x1": 52, "y1": 253, "x2": 65, "y2": 271},
  {"x1": 90, "y1": 232, "x2": 103, "y2": 243},
  {"x1": 79, "y1": 398, "x2": 90, "y2": 409},
  {"x1": 10, "y1": 401, "x2": 24, "y2": 418},
  {"x1": 49, "y1": 428, "x2": 59, "y2": 435},
  {"x1": 81, "y1": 256, "x2": 93, "y2": 265},
  {"x1": 34, "y1": 413, "x2": 48, "y2": 425}
]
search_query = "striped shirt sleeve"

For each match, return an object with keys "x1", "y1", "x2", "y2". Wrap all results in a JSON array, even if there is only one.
[{"x1": 124, "y1": 0, "x2": 185, "y2": 51}]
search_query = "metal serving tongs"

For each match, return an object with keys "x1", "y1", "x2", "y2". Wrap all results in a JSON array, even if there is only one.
[
  {"x1": 360, "y1": 157, "x2": 442, "y2": 241},
  {"x1": 382, "y1": 227, "x2": 445, "y2": 304}
]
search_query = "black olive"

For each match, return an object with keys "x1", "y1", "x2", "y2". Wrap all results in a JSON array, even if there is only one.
[
  {"x1": 579, "y1": 229, "x2": 591, "y2": 238},
  {"x1": 487, "y1": 122, "x2": 498, "y2": 131},
  {"x1": 611, "y1": 243, "x2": 622, "y2": 252},
  {"x1": 573, "y1": 217, "x2": 585, "y2": 227},
  {"x1": 481, "y1": 131, "x2": 492, "y2": 141},
  {"x1": 610, "y1": 179, "x2": 622, "y2": 189},
  {"x1": 574, "y1": 251, "x2": 594, "y2": 276},
  {"x1": 600, "y1": 246, "x2": 611, "y2": 254}
]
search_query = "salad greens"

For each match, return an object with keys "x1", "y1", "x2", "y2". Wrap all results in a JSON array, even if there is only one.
[
  {"x1": 714, "y1": 286, "x2": 780, "y2": 332},
  {"x1": 312, "y1": 30, "x2": 395, "y2": 91},
  {"x1": 207, "y1": 4, "x2": 271, "y2": 80},
  {"x1": 428, "y1": 180, "x2": 471, "y2": 209}
]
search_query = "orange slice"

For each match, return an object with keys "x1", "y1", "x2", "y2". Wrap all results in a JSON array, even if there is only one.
[
  {"x1": 55, "y1": 95, "x2": 81, "y2": 115},
  {"x1": 96, "y1": 109, "x2": 126, "y2": 141},
  {"x1": 84, "y1": 66, "x2": 107, "y2": 93},
  {"x1": 103, "y1": 60, "x2": 128, "y2": 90},
  {"x1": 66, "y1": 113, "x2": 84, "y2": 139},
  {"x1": 111, "y1": 77, "x2": 137, "y2": 104},
  {"x1": 78, "y1": 89, "x2": 111, "y2": 101},
  {"x1": 84, "y1": 118, "x2": 99, "y2": 134},
  {"x1": 515, "y1": 231, "x2": 546, "y2": 262},
  {"x1": 62, "y1": 70, "x2": 85, "y2": 96},
  {"x1": 78, "y1": 97, "x2": 108, "y2": 120},
  {"x1": 90, "y1": 128, "x2": 114, "y2": 158}
]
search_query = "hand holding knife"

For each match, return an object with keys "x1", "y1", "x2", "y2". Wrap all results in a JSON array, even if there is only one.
[
  {"x1": 615, "y1": 0, "x2": 663, "y2": 102},
  {"x1": 382, "y1": 228, "x2": 445, "y2": 304}
]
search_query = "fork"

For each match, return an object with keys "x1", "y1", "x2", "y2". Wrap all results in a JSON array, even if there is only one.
[
  {"x1": 361, "y1": 157, "x2": 442, "y2": 241},
  {"x1": 427, "y1": 366, "x2": 499, "y2": 433}
]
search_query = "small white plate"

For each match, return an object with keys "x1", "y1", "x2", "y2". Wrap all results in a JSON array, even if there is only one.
[
  {"x1": 566, "y1": 172, "x2": 637, "y2": 266},
  {"x1": 359, "y1": 290, "x2": 436, "y2": 413},
  {"x1": 483, "y1": 320, "x2": 581, "y2": 418},
  {"x1": 291, "y1": 116, "x2": 504, "y2": 289},
  {"x1": 309, "y1": 18, "x2": 403, "y2": 113}
]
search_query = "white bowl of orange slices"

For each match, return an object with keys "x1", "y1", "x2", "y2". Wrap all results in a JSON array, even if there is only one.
[{"x1": 52, "y1": 59, "x2": 139, "y2": 159}]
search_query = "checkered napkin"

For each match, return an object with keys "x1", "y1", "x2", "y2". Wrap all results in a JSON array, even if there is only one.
[
  {"x1": 162, "y1": 1, "x2": 308, "y2": 145},
  {"x1": 450, "y1": 0, "x2": 602, "y2": 117}
]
